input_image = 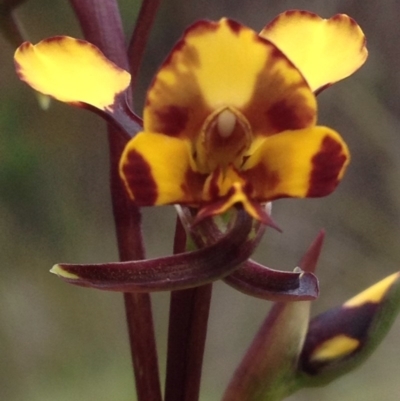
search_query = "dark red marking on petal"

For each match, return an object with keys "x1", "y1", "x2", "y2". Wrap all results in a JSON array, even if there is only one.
[
  {"x1": 267, "y1": 97, "x2": 315, "y2": 132},
  {"x1": 45, "y1": 37, "x2": 125, "y2": 74},
  {"x1": 243, "y1": 162, "x2": 280, "y2": 201},
  {"x1": 160, "y1": 20, "x2": 219, "y2": 69},
  {"x1": 331, "y1": 14, "x2": 367, "y2": 52},
  {"x1": 162, "y1": 39, "x2": 201, "y2": 71},
  {"x1": 45, "y1": 36, "x2": 90, "y2": 47},
  {"x1": 262, "y1": 10, "x2": 319, "y2": 33},
  {"x1": 154, "y1": 105, "x2": 189, "y2": 136},
  {"x1": 208, "y1": 168, "x2": 222, "y2": 201},
  {"x1": 194, "y1": 188, "x2": 280, "y2": 229},
  {"x1": 194, "y1": 189, "x2": 235, "y2": 224},
  {"x1": 332, "y1": 13, "x2": 354, "y2": 24},
  {"x1": 123, "y1": 149, "x2": 158, "y2": 205},
  {"x1": 162, "y1": 39, "x2": 186, "y2": 68},
  {"x1": 162, "y1": 20, "x2": 219, "y2": 70},
  {"x1": 17, "y1": 41, "x2": 30, "y2": 51},
  {"x1": 268, "y1": 43, "x2": 286, "y2": 59},
  {"x1": 193, "y1": 183, "x2": 249, "y2": 225},
  {"x1": 286, "y1": 9, "x2": 318, "y2": 18},
  {"x1": 241, "y1": 39, "x2": 316, "y2": 135},
  {"x1": 331, "y1": 14, "x2": 343, "y2": 22},
  {"x1": 225, "y1": 19, "x2": 242, "y2": 35},
  {"x1": 13, "y1": 60, "x2": 23, "y2": 77},
  {"x1": 186, "y1": 19, "x2": 219, "y2": 35},
  {"x1": 314, "y1": 83, "x2": 332, "y2": 96},
  {"x1": 307, "y1": 135, "x2": 347, "y2": 197},
  {"x1": 181, "y1": 168, "x2": 207, "y2": 202}
]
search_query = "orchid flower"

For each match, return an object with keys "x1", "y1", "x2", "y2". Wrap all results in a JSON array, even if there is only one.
[{"x1": 14, "y1": 11, "x2": 367, "y2": 223}]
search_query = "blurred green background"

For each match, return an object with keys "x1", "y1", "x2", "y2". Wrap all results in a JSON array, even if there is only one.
[{"x1": 1, "y1": 0, "x2": 400, "y2": 400}]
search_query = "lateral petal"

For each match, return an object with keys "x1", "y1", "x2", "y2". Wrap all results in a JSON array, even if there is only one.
[
  {"x1": 14, "y1": 36, "x2": 131, "y2": 111},
  {"x1": 144, "y1": 18, "x2": 316, "y2": 139},
  {"x1": 243, "y1": 126, "x2": 349, "y2": 200},
  {"x1": 120, "y1": 132, "x2": 206, "y2": 205},
  {"x1": 260, "y1": 11, "x2": 368, "y2": 92}
]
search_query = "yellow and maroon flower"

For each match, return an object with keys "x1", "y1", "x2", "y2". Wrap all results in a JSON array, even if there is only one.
[
  {"x1": 119, "y1": 12, "x2": 367, "y2": 223},
  {"x1": 13, "y1": 11, "x2": 367, "y2": 223}
]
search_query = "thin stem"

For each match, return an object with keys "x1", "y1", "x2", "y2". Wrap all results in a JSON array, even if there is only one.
[
  {"x1": 109, "y1": 124, "x2": 162, "y2": 401},
  {"x1": 69, "y1": 1, "x2": 162, "y2": 400},
  {"x1": 128, "y1": 0, "x2": 162, "y2": 92},
  {"x1": 123, "y1": 292, "x2": 161, "y2": 399},
  {"x1": 164, "y1": 217, "x2": 213, "y2": 401},
  {"x1": 0, "y1": 10, "x2": 26, "y2": 47},
  {"x1": 69, "y1": 0, "x2": 129, "y2": 70},
  {"x1": 107, "y1": 132, "x2": 145, "y2": 260}
]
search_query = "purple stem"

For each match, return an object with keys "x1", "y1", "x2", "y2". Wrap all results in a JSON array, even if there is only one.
[
  {"x1": 128, "y1": 0, "x2": 162, "y2": 92},
  {"x1": 68, "y1": 1, "x2": 161, "y2": 401},
  {"x1": 0, "y1": 9, "x2": 26, "y2": 47},
  {"x1": 69, "y1": 0, "x2": 129, "y2": 70},
  {"x1": 165, "y1": 217, "x2": 212, "y2": 401},
  {"x1": 108, "y1": 131, "x2": 161, "y2": 401}
]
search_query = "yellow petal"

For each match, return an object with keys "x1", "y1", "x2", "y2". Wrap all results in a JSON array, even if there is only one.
[
  {"x1": 144, "y1": 18, "x2": 316, "y2": 139},
  {"x1": 14, "y1": 36, "x2": 131, "y2": 110},
  {"x1": 243, "y1": 126, "x2": 349, "y2": 200},
  {"x1": 260, "y1": 11, "x2": 368, "y2": 92},
  {"x1": 344, "y1": 272, "x2": 400, "y2": 307},
  {"x1": 119, "y1": 132, "x2": 206, "y2": 205}
]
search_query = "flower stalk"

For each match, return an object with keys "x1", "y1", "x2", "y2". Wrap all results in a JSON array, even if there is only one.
[
  {"x1": 128, "y1": 0, "x2": 162, "y2": 92},
  {"x1": 165, "y1": 284, "x2": 213, "y2": 401},
  {"x1": 165, "y1": 217, "x2": 212, "y2": 401},
  {"x1": 68, "y1": 1, "x2": 162, "y2": 400}
]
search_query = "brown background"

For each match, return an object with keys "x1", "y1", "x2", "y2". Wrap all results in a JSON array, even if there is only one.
[{"x1": 1, "y1": 0, "x2": 400, "y2": 400}]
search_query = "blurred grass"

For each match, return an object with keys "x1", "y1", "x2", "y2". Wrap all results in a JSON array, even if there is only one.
[{"x1": 1, "y1": 0, "x2": 400, "y2": 400}]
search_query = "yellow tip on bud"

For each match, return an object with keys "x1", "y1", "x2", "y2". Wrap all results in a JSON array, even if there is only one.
[
  {"x1": 344, "y1": 272, "x2": 400, "y2": 307},
  {"x1": 50, "y1": 264, "x2": 79, "y2": 279}
]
